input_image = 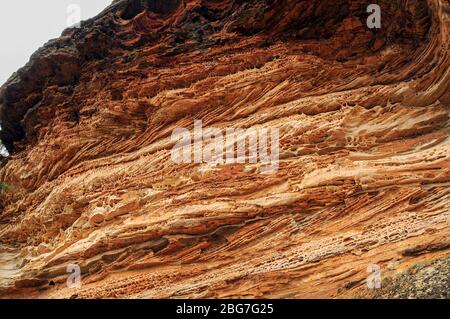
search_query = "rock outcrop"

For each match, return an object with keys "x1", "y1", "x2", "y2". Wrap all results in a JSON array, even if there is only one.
[{"x1": 0, "y1": 0, "x2": 449, "y2": 298}]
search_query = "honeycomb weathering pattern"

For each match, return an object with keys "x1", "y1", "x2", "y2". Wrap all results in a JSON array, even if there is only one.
[{"x1": 0, "y1": 0, "x2": 449, "y2": 298}]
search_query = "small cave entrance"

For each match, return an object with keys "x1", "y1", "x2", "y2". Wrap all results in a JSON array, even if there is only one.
[
  {"x1": 121, "y1": 0, "x2": 145, "y2": 20},
  {"x1": 146, "y1": 0, "x2": 180, "y2": 15},
  {"x1": 121, "y1": 0, "x2": 181, "y2": 20}
]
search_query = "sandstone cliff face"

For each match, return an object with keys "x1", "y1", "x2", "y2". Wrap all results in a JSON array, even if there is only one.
[{"x1": 0, "y1": 0, "x2": 449, "y2": 298}]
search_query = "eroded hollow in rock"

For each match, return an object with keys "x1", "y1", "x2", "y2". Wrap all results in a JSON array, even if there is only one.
[
  {"x1": 146, "y1": 0, "x2": 181, "y2": 15},
  {"x1": 121, "y1": 0, "x2": 146, "y2": 20},
  {"x1": 121, "y1": 0, "x2": 181, "y2": 19}
]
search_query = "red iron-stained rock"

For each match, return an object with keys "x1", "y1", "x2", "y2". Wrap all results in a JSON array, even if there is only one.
[{"x1": 0, "y1": 0, "x2": 449, "y2": 298}]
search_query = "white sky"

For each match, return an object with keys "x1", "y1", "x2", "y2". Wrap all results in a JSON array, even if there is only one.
[{"x1": 0, "y1": 1, "x2": 112, "y2": 86}]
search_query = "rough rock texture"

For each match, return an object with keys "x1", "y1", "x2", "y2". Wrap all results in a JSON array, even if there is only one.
[
  {"x1": 0, "y1": 0, "x2": 449, "y2": 298},
  {"x1": 371, "y1": 256, "x2": 450, "y2": 299}
]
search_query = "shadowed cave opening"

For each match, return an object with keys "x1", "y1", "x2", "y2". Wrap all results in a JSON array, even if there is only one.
[{"x1": 121, "y1": 0, "x2": 181, "y2": 19}]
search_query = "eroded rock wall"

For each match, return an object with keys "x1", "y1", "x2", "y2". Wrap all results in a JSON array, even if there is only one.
[{"x1": 0, "y1": 0, "x2": 449, "y2": 298}]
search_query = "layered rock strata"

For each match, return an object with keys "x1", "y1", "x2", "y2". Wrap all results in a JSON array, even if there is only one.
[{"x1": 0, "y1": 0, "x2": 449, "y2": 298}]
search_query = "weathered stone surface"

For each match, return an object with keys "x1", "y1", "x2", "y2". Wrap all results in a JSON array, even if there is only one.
[{"x1": 0, "y1": 0, "x2": 449, "y2": 298}]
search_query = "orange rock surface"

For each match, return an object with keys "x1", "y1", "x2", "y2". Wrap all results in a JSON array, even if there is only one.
[{"x1": 0, "y1": 0, "x2": 449, "y2": 298}]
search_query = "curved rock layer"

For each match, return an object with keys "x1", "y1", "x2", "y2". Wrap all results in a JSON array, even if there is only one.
[{"x1": 0, "y1": 0, "x2": 449, "y2": 298}]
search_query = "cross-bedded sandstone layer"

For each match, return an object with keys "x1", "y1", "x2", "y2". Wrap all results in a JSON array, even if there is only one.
[{"x1": 0, "y1": 0, "x2": 449, "y2": 298}]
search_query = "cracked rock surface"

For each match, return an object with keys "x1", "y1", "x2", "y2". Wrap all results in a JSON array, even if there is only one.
[{"x1": 0, "y1": 0, "x2": 449, "y2": 298}]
